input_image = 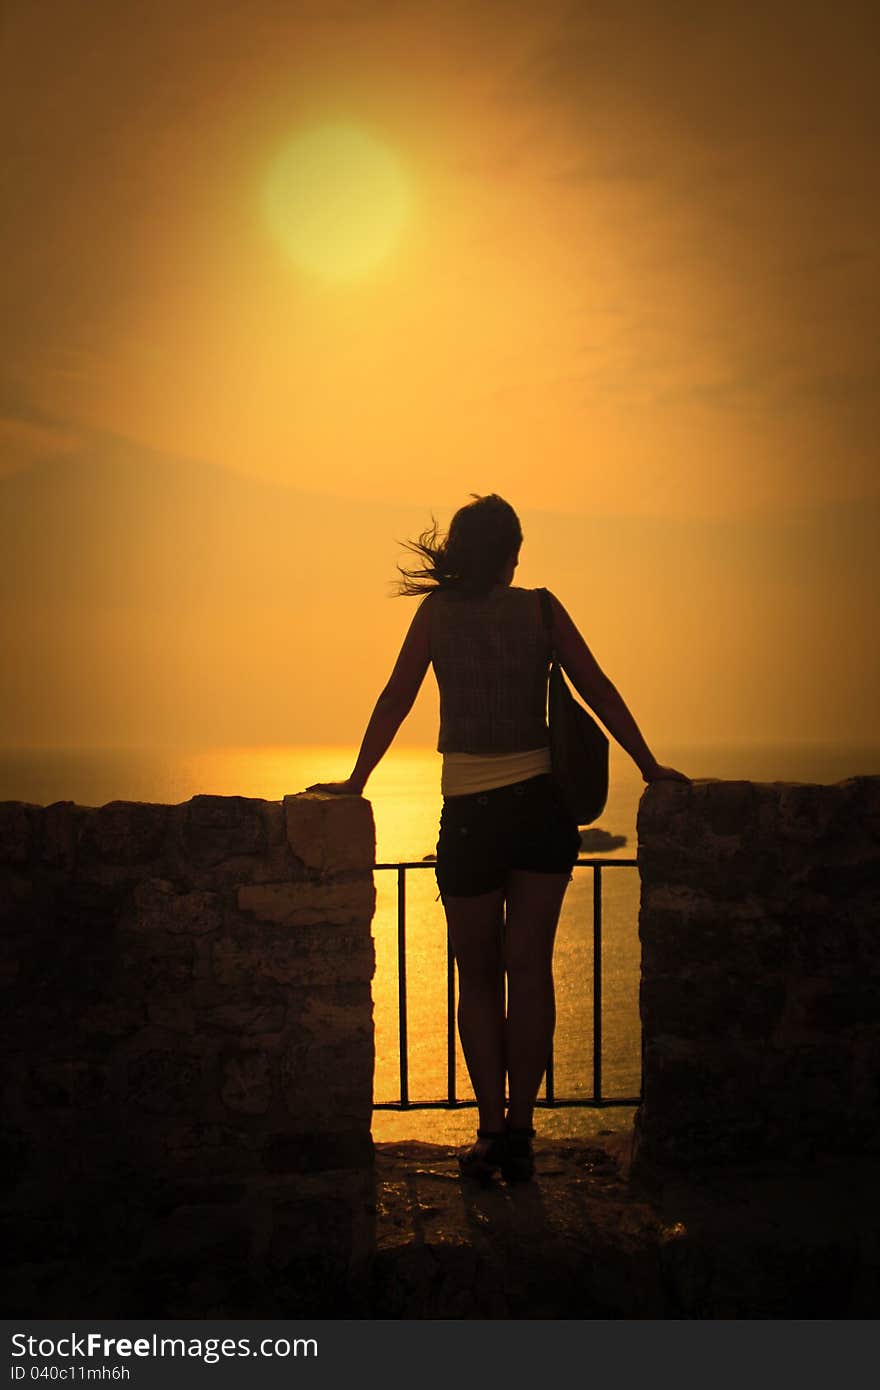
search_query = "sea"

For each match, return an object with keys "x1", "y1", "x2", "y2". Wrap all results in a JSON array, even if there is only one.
[{"x1": 2, "y1": 741, "x2": 877, "y2": 1143}]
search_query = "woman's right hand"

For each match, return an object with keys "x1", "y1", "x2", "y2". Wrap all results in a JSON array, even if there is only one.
[{"x1": 306, "y1": 778, "x2": 364, "y2": 796}]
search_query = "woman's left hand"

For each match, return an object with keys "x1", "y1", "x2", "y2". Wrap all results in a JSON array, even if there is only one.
[
  {"x1": 306, "y1": 779, "x2": 364, "y2": 796},
  {"x1": 644, "y1": 763, "x2": 691, "y2": 784}
]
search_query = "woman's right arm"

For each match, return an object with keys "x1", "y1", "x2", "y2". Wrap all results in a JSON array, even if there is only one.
[
  {"x1": 547, "y1": 592, "x2": 689, "y2": 783},
  {"x1": 307, "y1": 595, "x2": 433, "y2": 796}
]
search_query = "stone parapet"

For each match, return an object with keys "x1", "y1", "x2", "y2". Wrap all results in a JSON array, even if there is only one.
[
  {"x1": 634, "y1": 776, "x2": 880, "y2": 1169},
  {"x1": 0, "y1": 791, "x2": 376, "y2": 1316}
]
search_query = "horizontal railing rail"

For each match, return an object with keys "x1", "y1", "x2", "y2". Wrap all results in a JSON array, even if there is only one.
[{"x1": 372, "y1": 857, "x2": 640, "y2": 1110}]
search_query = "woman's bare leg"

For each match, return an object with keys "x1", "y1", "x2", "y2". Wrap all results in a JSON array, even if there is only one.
[
  {"x1": 503, "y1": 869, "x2": 571, "y2": 1130},
  {"x1": 443, "y1": 887, "x2": 507, "y2": 1132}
]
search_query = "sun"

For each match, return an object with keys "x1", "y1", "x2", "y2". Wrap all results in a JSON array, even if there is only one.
[{"x1": 263, "y1": 124, "x2": 412, "y2": 282}]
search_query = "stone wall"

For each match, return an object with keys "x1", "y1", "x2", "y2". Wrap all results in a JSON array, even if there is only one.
[
  {"x1": 0, "y1": 791, "x2": 376, "y2": 1316},
  {"x1": 635, "y1": 776, "x2": 880, "y2": 1169}
]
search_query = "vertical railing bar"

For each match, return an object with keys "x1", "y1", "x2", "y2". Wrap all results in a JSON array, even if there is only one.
[
  {"x1": 593, "y1": 863, "x2": 602, "y2": 1103},
  {"x1": 446, "y1": 924, "x2": 456, "y2": 1105},
  {"x1": 397, "y1": 866, "x2": 409, "y2": 1107},
  {"x1": 545, "y1": 1043, "x2": 555, "y2": 1104}
]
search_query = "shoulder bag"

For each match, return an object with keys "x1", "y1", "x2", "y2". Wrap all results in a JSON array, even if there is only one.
[{"x1": 538, "y1": 588, "x2": 609, "y2": 826}]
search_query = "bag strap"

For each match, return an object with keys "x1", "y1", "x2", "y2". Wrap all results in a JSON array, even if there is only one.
[{"x1": 537, "y1": 588, "x2": 557, "y2": 662}]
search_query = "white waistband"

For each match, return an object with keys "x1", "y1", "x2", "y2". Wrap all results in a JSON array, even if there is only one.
[{"x1": 441, "y1": 746, "x2": 552, "y2": 797}]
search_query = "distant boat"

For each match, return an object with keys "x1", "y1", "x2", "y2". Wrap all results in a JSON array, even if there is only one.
[
  {"x1": 421, "y1": 829, "x2": 628, "y2": 859},
  {"x1": 579, "y1": 828, "x2": 628, "y2": 852}
]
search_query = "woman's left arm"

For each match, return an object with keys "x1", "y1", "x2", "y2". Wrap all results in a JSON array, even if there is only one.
[{"x1": 307, "y1": 597, "x2": 433, "y2": 795}]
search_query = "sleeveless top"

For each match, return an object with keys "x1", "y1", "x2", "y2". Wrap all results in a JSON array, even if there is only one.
[{"x1": 428, "y1": 585, "x2": 552, "y2": 755}]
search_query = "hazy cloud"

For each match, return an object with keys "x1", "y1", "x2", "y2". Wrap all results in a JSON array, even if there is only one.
[{"x1": 1, "y1": 0, "x2": 877, "y2": 523}]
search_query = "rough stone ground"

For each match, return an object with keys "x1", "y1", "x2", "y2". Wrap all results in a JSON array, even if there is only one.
[{"x1": 366, "y1": 1128, "x2": 880, "y2": 1318}]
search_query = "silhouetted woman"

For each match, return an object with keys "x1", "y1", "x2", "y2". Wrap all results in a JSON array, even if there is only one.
[{"x1": 309, "y1": 493, "x2": 688, "y2": 1182}]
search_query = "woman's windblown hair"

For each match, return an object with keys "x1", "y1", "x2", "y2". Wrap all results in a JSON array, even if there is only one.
[{"x1": 395, "y1": 493, "x2": 523, "y2": 599}]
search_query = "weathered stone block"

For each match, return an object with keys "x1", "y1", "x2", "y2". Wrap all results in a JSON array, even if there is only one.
[
  {"x1": 293, "y1": 989, "x2": 373, "y2": 1046},
  {"x1": 240, "y1": 843, "x2": 301, "y2": 884},
  {"x1": 179, "y1": 795, "x2": 267, "y2": 865},
  {"x1": 640, "y1": 884, "x2": 715, "y2": 918},
  {"x1": 284, "y1": 793, "x2": 375, "y2": 874},
  {"x1": 702, "y1": 780, "x2": 758, "y2": 837},
  {"x1": 237, "y1": 877, "x2": 374, "y2": 926},
  {"x1": 0, "y1": 802, "x2": 36, "y2": 865},
  {"x1": 800, "y1": 859, "x2": 879, "y2": 895},
  {"x1": 637, "y1": 1036, "x2": 765, "y2": 1157},
  {"x1": 147, "y1": 997, "x2": 196, "y2": 1032},
  {"x1": 78, "y1": 997, "x2": 146, "y2": 1038},
  {"x1": 640, "y1": 905, "x2": 788, "y2": 975},
  {"x1": 199, "y1": 999, "x2": 286, "y2": 1034},
  {"x1": 86, "y1": 801, "x2": 169, "y2": 865},
  {"x1": 281, "y1": 1038, "x2": 373, "y2": 1121},
  {"x1": 55, "y1": 877, "x2": 130, "y2": 929},
  {"x1": 778, "y1": 908, "x2": 857, "y2": 973},
  {"x1": 121, "y1": 933, "x2": 194, "y2": 989},
  {"x1": 637, "y1": 780, "x2": 695, "y2": 835},
  {"x1": 157, "y1": 1122, "x2": 260, "y2": 1179},
  {"x1": 0, "y1": 1126, "x2": 31, "y2": 1191},
  {"x1": 776, "y1": 782, "x2": 852, "y2": 844},
  {"x1": 261, "y1": 800, "x2": 286, "y2": 845},
  {"x1": 220, "y1": 1050, "x2": 272, "y2": 1114},
  {"x1": 128, "y1": 879, "x2": 223, "y2": 935},
  {"x1": 804, "y1": 978, "x2": 880, "y2": 1030},
  {"x1": 2, "y1": 789, "x2": 378, "y2": 1315},
  {"x1": 764, "y1": 1047, "x2": 855, "y2": 1133},
  {"x1": 126, "y1": 1050, "x2": 203, "y2": 1115},
  {"x1": 0, "y1": 874, "x2": 33, "y2": 906},
  {"x1": 638, "y1": 775, "x2": 880, "y2": 1169},
  {"x1": 42, "y1": 801, "x2": 88, "y2": 870},
  {"x1": 852, "y1": 775, "x2": 880, "y2": 842},
  {"x1": 637, "y1": 843, "x2": 697, "y2": 883},
  {"x1": 212, "y1": 924, "x2": 374, "y2": 988},
  {"x1": 640, "y1": 970, "x2": 785, "y2": 1041},
  {"x1": 260, "y1": 1129, "x2": 374, "y2": 1173},
  {"x1": 0, "y1": 955, "x2": 20, "y2": 987},
  {"x1": 28, "y1": 1059, "x2": 109, "y2": 1110},
  {"x1": 160, "y1": 845, "x2": 301, "y2": 892}
]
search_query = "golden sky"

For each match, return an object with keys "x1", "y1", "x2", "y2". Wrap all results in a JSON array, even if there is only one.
[{"x1": 2, "y1": 0, "x2": 878, "y2": 752}]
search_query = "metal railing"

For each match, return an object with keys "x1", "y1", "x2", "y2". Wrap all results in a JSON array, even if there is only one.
[{"x1": 372, "y1": 858, "x2": 640, "y2": 1110}]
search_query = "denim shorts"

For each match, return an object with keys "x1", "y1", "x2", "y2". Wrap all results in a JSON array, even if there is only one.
[{"x1": 434, "y1": 774, "x2": 582, "y2": 899}]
